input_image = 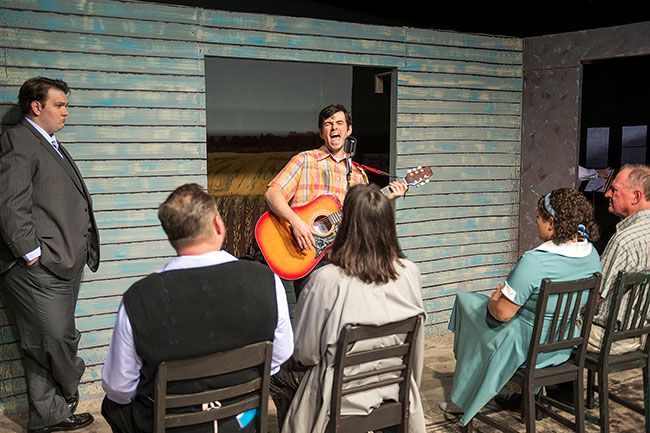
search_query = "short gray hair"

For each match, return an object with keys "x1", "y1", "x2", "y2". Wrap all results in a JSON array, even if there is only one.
[{"x1": 622, "y1": 164, "x2": 650, "y2": 199}]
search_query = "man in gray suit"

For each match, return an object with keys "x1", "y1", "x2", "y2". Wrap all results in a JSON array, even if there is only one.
[{"x1": 0, "y1": 77, "x2": 100, "y2": 432}]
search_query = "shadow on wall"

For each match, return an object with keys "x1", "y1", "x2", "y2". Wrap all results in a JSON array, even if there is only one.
[{"x1": 1, "y1": 105, "x2": 21, "y2": 133}]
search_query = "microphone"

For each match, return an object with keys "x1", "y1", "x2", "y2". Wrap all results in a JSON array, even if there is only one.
[{"x1": 344, "y1": 136, "x2": 357, "y2": 157}]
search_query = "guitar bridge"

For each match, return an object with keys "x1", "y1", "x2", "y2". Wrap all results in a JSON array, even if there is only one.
[{"x1": 314, "y1": 225, "x2": 339, "y2": 258}]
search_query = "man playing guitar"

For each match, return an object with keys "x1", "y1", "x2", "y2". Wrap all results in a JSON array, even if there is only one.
[{"x1": 264, "y1": 104, "x2": 407, "y2": 296}]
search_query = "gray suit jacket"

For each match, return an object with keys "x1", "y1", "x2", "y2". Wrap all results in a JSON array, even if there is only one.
[{"x1": 0, "y1": 120, "x2": 100, "y2": 279}]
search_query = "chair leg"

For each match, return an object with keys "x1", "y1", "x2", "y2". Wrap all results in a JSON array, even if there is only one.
[
  {"x1": 586, "y1": 369, "x2": 596, "y2": 409},
  {"x1": 643, "y1": 366, "x2": 650, "y2": 433},
  {"x1": 462, "y1": 418, "x2": 473, "y2": 433},
  {"x1": 574, "y1": 377, "x2": 585, "y2": 433},
  {"x1": 523, "y1": 389, "x2": 536, "y2": 433},
  {"x1": 598, "y1": 370, "x2": 610, "y2": 433}
]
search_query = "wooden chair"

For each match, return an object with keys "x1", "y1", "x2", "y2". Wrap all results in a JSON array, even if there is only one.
[
  {"x1": 326, "y1": 315, "x2": 422, "y2": 433},
  {"x1": 153, "y1": 340, "x2": 273, "y2": 433},
  {"x1": 584, "y1": 270, "x2": 650, "y2": 433},
  {"x1": 464, "y1": 273, "x2": 602, "y2": 433}
]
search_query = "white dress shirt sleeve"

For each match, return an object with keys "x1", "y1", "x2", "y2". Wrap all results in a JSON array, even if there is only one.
[
  {"x1": 271, "y1": 274, "x2": 294, "y2": 374},
  {"x1": 102, "y1": 302, "x2": 142, "y2": 404},
  {"x1": 22, "y1": 246, "x2": 41, "y2": 261}
]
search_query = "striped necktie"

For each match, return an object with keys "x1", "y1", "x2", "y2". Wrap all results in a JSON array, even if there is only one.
[{"x1": 50, "y1": 136, "x2": 64, "y2": 159}]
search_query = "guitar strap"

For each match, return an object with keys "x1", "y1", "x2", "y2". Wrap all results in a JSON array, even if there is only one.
[{"x1": 353, "y1": 161, "x2": 395, "y2": 179}]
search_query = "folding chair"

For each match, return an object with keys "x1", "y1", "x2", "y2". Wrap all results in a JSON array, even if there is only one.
[{"x1": 153, "y1": 340, "x2": 273, "y2": 433}]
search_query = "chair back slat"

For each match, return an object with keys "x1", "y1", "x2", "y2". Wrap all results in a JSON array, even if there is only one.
[
  {"x1": 343, "y1": 344, "x2": 410, "y2": 368},
  {"x1": 601, "y1": 271, "x2": 650, "y2": 351},
  {"x1": 165, "y1": 395, "x2": 261, "y2": 428},
  {"x1": 546, "y1": 293, "x2": 562, "y2": 344},
  {"x1": 328, "y1": 315, "x2": 422, "y2": 433},
  {"x1": 153, "y1": 340, "x2": 272, "y2": 433},
  {"x1": 525, "y1": 273, "x2": 602, "y2": 373},
  {"x1": 556, "y1": 291, "x2": 576, "y2": 342},
  {"x1": 165, "y1": 377, "x2": 262, "y2": 408}
]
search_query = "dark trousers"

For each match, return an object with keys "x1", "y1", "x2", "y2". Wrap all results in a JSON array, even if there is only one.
[
  {"x1": 101, "y1": 398, "x2": 146, "y2": 433},
  {"x1": 0, "y1": 261, "x2": 84, "y2": 429},
  {"x1": 269, "y1": 358, "x2": 309, "y2": 429}
]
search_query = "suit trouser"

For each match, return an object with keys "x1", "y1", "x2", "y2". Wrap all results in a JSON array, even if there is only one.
[{"x1": 0, "y1": 261, "x2": 84, "y2": 429}]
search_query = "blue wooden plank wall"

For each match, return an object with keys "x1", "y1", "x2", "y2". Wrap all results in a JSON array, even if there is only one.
[{"x1": 0, "y1": 0, "x2": 522, "y2": 411}]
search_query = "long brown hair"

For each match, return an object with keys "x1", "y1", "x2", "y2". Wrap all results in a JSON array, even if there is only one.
[{"x1": 328, "y1": 184, "x2": 405, "y2": 284}]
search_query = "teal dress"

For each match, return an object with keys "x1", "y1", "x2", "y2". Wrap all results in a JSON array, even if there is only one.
[{"x1": 448, "y1": 242, "x2": 602, "y2": 425}]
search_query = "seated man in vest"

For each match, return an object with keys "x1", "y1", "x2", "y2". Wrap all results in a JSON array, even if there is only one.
[{"x1": 100, "y1": 183, "x2": 294, "y2": 433}]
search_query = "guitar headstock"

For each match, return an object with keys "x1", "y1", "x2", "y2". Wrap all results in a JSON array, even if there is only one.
[{"x1": 404, "y1": 166, "x2": 433, "y2": 187}]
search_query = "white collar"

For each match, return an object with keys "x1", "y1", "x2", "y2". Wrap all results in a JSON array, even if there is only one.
[
  {"x1": 157, "y1": 250, "x2": 237, "y2": 273},
  {"x1": 534, "y1": 240, "x2": 593, "y2": 258},
  {"x1": 25, "y1": 117, "x2": 56, "y2": 144}
]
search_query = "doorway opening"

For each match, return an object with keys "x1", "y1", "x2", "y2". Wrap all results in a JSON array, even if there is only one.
[
  {"x1": 579, "y1": 54, "x2": 650, "y2": 251},
  {"x1": 204, "y1": 57, "x2": 393, "y2": 257}
]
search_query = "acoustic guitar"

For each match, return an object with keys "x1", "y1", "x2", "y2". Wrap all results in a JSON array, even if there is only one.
[{"x1": 255, "y1": 166, "x2": 433, "y2": 280}]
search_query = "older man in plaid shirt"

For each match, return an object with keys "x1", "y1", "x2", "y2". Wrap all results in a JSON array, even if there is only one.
[
  {"x1": 264, "y1": 103, "x2": 407, "y2": 297},
  {"x1": 588, "y1": 163, "x2": 650, "y2": 354}
]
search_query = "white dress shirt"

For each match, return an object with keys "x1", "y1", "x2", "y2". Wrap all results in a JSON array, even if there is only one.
[{"x1": 102, "y1": 250, "x2": 293, "y2": 404}]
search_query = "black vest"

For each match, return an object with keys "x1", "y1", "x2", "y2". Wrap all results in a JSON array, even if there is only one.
[{"x1": 122, "y1": 260, "x2": 278, "y2": 433}]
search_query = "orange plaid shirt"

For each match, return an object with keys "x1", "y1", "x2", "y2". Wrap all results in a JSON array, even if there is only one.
[{"x1": 268, "y1": 146, "x2": 368, "y2": 207}]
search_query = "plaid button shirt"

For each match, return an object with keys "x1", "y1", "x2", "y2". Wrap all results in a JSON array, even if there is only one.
[
  {"x1": 268, "y1": 146, "x2": 368, "y2": 207},
  {"x1": 594, "y1": 209, "x2": 650, "y2": 326}
]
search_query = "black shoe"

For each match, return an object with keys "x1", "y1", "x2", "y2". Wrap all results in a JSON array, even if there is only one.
[
  {"x1": 28, "y1": 413, "x2": 94, "y2": 433},
  {"x1": 495, "y1": 392, "x2": 548, "y2": 420},
  {"x1": 545, "y1": 384, "x2": 575, "y2": 406},
  {"x1": 65, "y1": 392, "x2": 79, "y2": 414},
  {"x1": 495, "y1": 392, "x2": 522, "y2": 411}
]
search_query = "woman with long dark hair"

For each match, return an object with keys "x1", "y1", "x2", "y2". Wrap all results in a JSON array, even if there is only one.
[{"x1": 271, "y1": 183, "x2": 426, "y2": 433}]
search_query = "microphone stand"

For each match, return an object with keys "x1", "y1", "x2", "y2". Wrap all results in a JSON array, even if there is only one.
[{"x1": 344, "y1": 136, "x2": 356, "y2": 189}]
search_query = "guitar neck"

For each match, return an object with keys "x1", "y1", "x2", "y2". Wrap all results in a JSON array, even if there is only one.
[
  {"x1": 380, "y1": 183, "x2": 396, "y2": 196},
  {"x1": 381, "y1": 178, "x2": 409, "y2": 196},
  {"x1": 328, "y1": 181, "x2": 402, "y2": 224}
]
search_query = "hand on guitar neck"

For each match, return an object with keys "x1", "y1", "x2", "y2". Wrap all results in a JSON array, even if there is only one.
[{"x1": 385, "y1": 180, "x2": 408, "y2": 200}]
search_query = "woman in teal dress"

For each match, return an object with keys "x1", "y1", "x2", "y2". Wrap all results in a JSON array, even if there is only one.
[{"x1": 439, "y1": 188, "x2": 602, "y2": 425}]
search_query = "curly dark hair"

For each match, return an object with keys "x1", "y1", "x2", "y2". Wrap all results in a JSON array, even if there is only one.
[{"x1": 537, "y1": 188, "x2": 600, "y2": 244}]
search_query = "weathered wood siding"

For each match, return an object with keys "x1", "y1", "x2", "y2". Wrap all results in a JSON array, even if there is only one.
[
  {"x1": 0, "y1": 0, "x2": 522, "y2": 410},
  {"x1": 398, "y1": 29, "x2": 522, "y2": 335}
]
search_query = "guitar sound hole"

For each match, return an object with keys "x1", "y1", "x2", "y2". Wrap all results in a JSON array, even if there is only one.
[{"x1": 313, "y1": 216, "x2": 332, "y2": 235}]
